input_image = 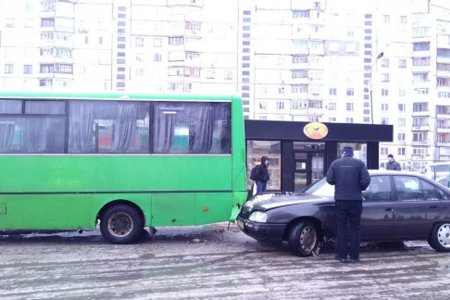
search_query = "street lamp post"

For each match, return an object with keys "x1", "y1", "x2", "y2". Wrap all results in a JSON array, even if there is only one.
[{"x1": 370, "y1": 51, "x2": 384, "y2": 124}]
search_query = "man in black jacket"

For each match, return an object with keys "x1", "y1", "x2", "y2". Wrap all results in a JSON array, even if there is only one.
[
  {"x1": 252, "y1": 156, "x2": 270, "y2": 193},
  {"x1": 326, "y1": 146, "x2": 371, "y2": 263},
  {"x1": 386, "y1": 154, "x2": 401, "y2": 171}
]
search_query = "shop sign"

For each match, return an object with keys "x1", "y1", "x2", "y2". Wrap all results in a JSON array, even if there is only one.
[{"x1": 303, "y1": 122, "x2": 328, "y2": 140}]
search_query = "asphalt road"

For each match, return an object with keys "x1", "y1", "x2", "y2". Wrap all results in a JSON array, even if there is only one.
[{"x1": 1, "y1": 224, "x2": 450, "y2": 300}]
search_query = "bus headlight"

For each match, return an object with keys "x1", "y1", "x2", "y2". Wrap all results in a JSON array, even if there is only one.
[{"x1": 249, "y1": 211, "x2": 267, "y2": 223}]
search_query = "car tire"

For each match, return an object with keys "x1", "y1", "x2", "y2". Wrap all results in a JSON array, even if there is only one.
[
  {"x1": 100, "y1": 204, "x2": 144, "y2": 244},
  {"x1": 428, "y1": 223, "x2": 450, "y2": 252},
  {"x1": 288, "y1": 221, "x2": 320, "y2": 257}
]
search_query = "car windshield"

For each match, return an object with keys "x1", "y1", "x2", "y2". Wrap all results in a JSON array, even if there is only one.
[{"x1": 303, "y1": 178, "x2": 335, "y2": 197}]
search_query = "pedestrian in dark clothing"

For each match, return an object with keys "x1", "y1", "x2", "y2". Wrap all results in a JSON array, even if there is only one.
[
  {"x1": 250, "y1": 156, "x2": 270, "y2": 193},
  {"x1": 386, "y1": 154, "x2": 401, "y2": 171},
  {"x1": 326, "y1": 146, "x2": 371, "y2": 263}
]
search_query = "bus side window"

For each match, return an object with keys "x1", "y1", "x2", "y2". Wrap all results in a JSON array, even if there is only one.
[{"x1": 153, "y1": 102, "x2": 230, "y2": 154}]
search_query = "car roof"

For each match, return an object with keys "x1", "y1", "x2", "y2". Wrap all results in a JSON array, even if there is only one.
[{"x1": 368, "y1": 169, "x2": 427, "y2": 178}]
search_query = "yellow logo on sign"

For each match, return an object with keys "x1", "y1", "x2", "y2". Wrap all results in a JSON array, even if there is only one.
[{"x1": 303, "y1": 122, "x2": 328, "y2": 140}]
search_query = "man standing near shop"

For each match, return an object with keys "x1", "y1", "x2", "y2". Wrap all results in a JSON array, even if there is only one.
[
  {"x1": 326, "y1": 146, "x2": 371, "y2": 263},
  {"x1": 386, "y1": 154, "x2": 401, "y2": 171}
]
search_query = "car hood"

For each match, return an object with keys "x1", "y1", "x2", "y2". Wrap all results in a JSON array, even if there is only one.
[{"x1": 242, "y1": 192, "x2": 333, "y2": 214}]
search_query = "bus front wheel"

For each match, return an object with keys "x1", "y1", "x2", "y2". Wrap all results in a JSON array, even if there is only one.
[{"x1": 100, "y1": 204, "x2": 144, "y2": 244}]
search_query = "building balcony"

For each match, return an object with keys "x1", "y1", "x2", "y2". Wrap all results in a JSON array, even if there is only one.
[
  {"x1": 437, "y1": 127, "x2": 450, "y2": 133},
  {"x1": 437, "y1": 69, "x2": 450, "y2": 78},
  {"x1": 412, "y1": 111, "x2": 430, "y2": 117},
  {"x1": 411, "y1": 125, "x2": 430, "y2": 131},
  {"x1": 437, "y1": 113, "x2": 450, "y2": 119},
  {"x1": 437, "y1": 142, "x2": 450, "y2": 147},
  {"x1": 412, "y1": 140, "x2": 432, "y2": 146},
  {"x1": 436, "y1": 56, "x2": 450, "y2": 64}
]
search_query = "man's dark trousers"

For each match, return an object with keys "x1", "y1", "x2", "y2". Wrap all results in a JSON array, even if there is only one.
[{"x1": 335, "y1": 200, "x2": 363, "y2": 260}]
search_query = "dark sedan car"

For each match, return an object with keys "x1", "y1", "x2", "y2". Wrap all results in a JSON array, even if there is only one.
[{"x1": 237, "y1": 170, "x2": 450, "y2": 256}]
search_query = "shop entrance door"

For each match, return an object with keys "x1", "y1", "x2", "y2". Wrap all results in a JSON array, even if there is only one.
[{"x1": 294, "y1": 151, "x2": 325, "y2": 192}]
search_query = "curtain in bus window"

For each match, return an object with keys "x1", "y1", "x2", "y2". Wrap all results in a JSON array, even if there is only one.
[
  {"x1": 69, "y1": 101, "x2": 149, "y2": 153},
  {"x1": 112, "y1": 103, "x2": 140, "y2": 152},
  {"x1": 25, "y1": 101, "x2": 65, "y2": 114},
  {"x1": 153, "y1": 102, "x2": 229, "y2": 154},
  {"x1": 68, "y1": 102, "x2": 95, "y2": 153},
  {"x1": 0, "y1": 100, "x2": 22, "y2": 114},
  {"x1": 0, "y1": 120, "x2": 15, "y2": 152},
  {"x1": 210, "y1": 104, "x2": 231, "y2": 153},
  {"x1": 0, "y1": 117, "x2": 65, "y2": 153}
]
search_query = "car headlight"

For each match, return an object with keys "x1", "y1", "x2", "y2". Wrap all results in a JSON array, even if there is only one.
[{"x1": 249, "y1": 211, "x2": 267, "y2": 223}]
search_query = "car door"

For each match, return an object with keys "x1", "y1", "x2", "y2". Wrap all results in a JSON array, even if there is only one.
[
  {"x1": 391, "y1": 175, "x2": 439, "y2": 240},
  {"x1": 361, "y1": 175, "x2": 397, "y2": 241}
]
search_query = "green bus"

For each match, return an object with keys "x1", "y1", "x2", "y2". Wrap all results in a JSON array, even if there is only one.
[{"x1": 0, "y1": 91, "x2": 247, "y2": 243}]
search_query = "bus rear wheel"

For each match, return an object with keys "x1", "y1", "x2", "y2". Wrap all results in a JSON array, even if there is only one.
[{"x1": 100, "y1": 204, "x2": 144, "y2": 244}]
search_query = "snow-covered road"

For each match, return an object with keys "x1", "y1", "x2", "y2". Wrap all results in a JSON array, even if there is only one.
[{"x1": 1, "y1": 224, "x2": 450, "y2": 299}]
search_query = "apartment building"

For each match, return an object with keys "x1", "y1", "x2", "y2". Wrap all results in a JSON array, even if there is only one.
[{"x1": 1, "y1": 0, "x2": 449, "y2": 168}]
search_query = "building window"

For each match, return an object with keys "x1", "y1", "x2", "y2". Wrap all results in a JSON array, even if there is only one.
[
  {"x1": 380, "y1": 147, "x2": 388, "y2": 155},
  {"x1": 39, "y1": 78, "x2": 53, "y2": 87},
  {"x1": 398, "y1": 59, "x2": 406, "y2": 68},
  {"x1": 40, "y1": 18, "x2": 54, "y2": 27},
  {"x1": 398, "y1": 103, "x2": 406, "y2": 112},
  {"x1": 153, "y1": 53, "x2": 161, "y2": 62},
  {"x1": 292, "y1": 84, "x2": 308, "y2": 93},
  {"x1": 276, "y1": 101, "x2": 285, "y2": 110},
  {"x1": 413, "y1": 42, "x2": 430, "y2": 51},
  {"x1": 381, "y1": 117, "x2": 389, "y2": 124},
  {"x1": 383, "y1": 15, "x2": 390, "y2": 23},
  {"x1": 381, "y1": 58, "x2": 389, "y2": 68},
  {"x1": 346, "y1": 103, "x2": 354, "y2": 111},
  {"x1": 398, "y1": 89, "x2": 406, "y2": 97},
  {"x1": 400, "y1": 16, "x2": 407, "y2": 24},
  {"x1": 415, "y1": 88, "x2": 429, "y2": 95},
  {"x1": 4, "y1": 64, "x2": 14, "y2": 74},
  {"x1": 398, "y1": 148, "x2": 406, "y2": 156},
  {"x1": 346, "y1": 88, "x2": 354, "y2": 96},
  {"x1": 259, "y1": 101, "x2": 267, "y2": 110},
  {"x1": 413, "y1": 57, "x2": 430, "y2": 66},
  {"x1": 292, "y1": 55, "x2": 307, "y2": 64},
  {"x1": 135, "y1": 37, "x2": 144, "y2": 47},
  {"x1": 329, "y1": 88, "x2": 337, "y2": 95},
  {"x1": 346, "y1": 117, "x2": 354, "y2": 123},
  {"x1": 413, "y1": 102, "x2": 428, "y2": 112},
  {"x1": 381, "y1": 89, "x2": 389, "y2": 96},
  {"x1": 292, "y1": 69, "x2": 308, "y2": 78},
  {"x1": 381, "y1": 103, "x2": 389, "y2": 111},
  {"x1": 328, "y1": 103, "x2": 336, "y2": 110},
  {"x1": 168, "y1": 37, "x2": 184, "y2": 45},
  {"x1": 381, "y1": 73, "x2": 389, "y2": 82},
  {"x1": 398, "y1": 118, "x2": 406, "y2": 127},
  {"x1": 397, "y1": 133, "x2": 406, "y2": 141},
  {"x1": 23, "y1": 64, "x2": 33, "y2": 74},
  {"x1": 291, "y1": 101, "x2": 307, "y2": 110}
]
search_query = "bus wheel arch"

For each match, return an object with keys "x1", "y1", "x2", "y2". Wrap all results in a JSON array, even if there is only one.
[{"x1": 97, "y1": 200, "x2": 145, "y2": 244}]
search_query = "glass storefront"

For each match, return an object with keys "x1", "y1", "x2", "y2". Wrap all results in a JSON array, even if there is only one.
[
  {"x1": 293, "y1": 142, "x2": 325, "y2": 192},
  {"x1": 246, "y1": 140, "x2": 281, "y2": 190},
  {"x1": 337, "y1": 143, "x2": 367, "y2": 166}
]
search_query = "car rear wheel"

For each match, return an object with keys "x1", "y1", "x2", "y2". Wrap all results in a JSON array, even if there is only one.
[
  {"x1": 100, "y1": 204, "x2": 144, "y2": 244},
  {"x1": 428, "y1": 223, "x2": 450, "y2": 252},
  {"x1": 288, "y1": 221, "x2": 320, "y2": 257}
]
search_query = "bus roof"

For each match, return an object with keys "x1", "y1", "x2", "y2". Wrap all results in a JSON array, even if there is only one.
[{"x1": 0, "y1": 91, "x2": 240, "y2": 102}]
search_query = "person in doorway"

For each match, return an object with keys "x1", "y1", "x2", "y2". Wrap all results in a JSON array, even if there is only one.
[
  {"x1": 326, "y1": 146, "x2": 371, "y2": 263},
  {"x1": 250, "y1": 156, "x2": 270, "y2": 194},
  {"x1": 386, "y1": 154, "x2": 401, "y2": 171}
]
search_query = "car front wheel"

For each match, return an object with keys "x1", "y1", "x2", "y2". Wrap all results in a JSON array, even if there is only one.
[
  {"x1": 428, "y1": 223, "x2": 450, "y2": 252},
  {"x1": 288, "y1": 221, "x2": 320, "y2": 257}
]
